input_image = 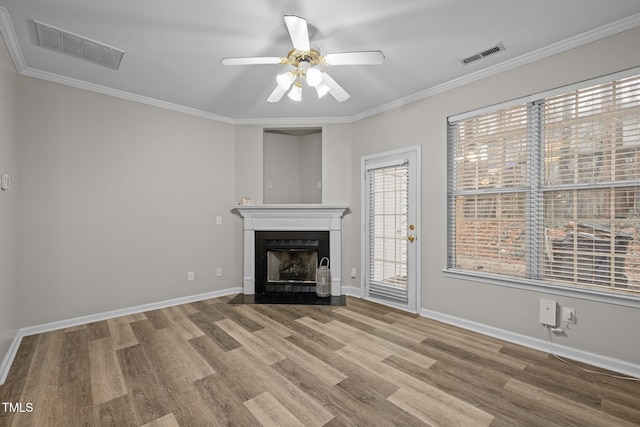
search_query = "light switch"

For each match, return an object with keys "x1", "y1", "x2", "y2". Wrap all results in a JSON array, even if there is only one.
[{"x1": 1, "y1": 173, "x2": 10, "y2": 191}]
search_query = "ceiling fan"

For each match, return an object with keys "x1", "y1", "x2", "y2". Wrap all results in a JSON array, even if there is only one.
[{"x1": 221, "y1": 15, "x2": 384, "y2": 103}]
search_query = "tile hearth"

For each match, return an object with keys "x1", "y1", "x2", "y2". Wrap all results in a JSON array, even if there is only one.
[{"x1": 227, "y1": 293, "x2": 346, "y2": 306}]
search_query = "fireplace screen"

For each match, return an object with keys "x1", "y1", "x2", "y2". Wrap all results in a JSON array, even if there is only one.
[{"x1": 267, "y1": 250, "x2": 318, "y2": 283}]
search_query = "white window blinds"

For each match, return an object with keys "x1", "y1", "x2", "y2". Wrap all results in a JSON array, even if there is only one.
[
  {"x1": 449, "y1": 104, "x2": 530, "y2": 278},
  {"x1": 366, "y1": 161, "x2": 409, "y2": 304},
  {"x1": 541, "y1": 75, "x2": 640, "y2": 293},
  {"x1": 448, "y1": 72, "x2": 640, "y2": 297}
]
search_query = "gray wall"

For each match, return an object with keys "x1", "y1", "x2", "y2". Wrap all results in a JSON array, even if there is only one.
[
  {"x1": 262, "y1": 132, "x2": 322, "y2": 204},
  {"x1": 17, "y1": 77, "x2": 238, "y2": 327},
  {"x1": 263, "y1": 132, "x2": 304, "y2": 204},
  {"x1": 234, "y1": 125, "x2": 263, "y2": 205},
  {"x1": 0, "y1": 32, "x2": 19, "y2": 365},
  {"x1": 350, "y1": 26, "x2": 640, "y2": 365},
  {"x1": 299, "y1": 133, "x2": 322, "y2": 204}
]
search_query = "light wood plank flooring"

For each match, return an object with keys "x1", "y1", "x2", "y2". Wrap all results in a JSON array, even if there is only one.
[{"x1": 1, "y1": 295, "x2": 639, "y2": 426}]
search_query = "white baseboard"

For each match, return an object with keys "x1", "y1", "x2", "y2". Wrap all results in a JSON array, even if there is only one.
[
  {"x1": 0, "y1": 287, "x2": 241, "y2": 385},
  {"x1": 421, "y1": 308, "x2": 640, "y2": 379},
  {"x1": 341, "y1": 286, "x2": 362, "y2": 297},
  {"x1": 19, "y1": 287, "x2": 242, "y2": 337},
  {"x1": 0, "y1": 329, "x2": 22, "y2": 385},
  {"x1": 4, "y1": 288, "x2": 638, "y2": 385}
]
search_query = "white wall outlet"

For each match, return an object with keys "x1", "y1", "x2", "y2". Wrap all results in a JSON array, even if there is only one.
[
  {"x1": 562, "y1": 307, "x2": 576, "y2": 324},
  {"x1": 187, "y1": 271, "x2": 195, "y2": 281},
  {"x1": 216, "y1": 216, "x2": 222, "y2": 225},
  {"x1": 539, "y1": 299, "x2": 557, "y2": 326},
  {"x1": 216, "y1": 267, "x2": 223, "y2": 277},
  {"x1": 351, "y1": 268, "x2": 357, "y2": 278}
]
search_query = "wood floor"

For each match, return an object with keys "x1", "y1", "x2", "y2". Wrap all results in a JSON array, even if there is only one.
[{"x1": 1, "y1": 295, "x2": 639, "y2": 426}]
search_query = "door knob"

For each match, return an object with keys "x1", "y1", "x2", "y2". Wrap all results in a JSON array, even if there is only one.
[{"x1": 408, "y1": 235, "x2": 415, "y2": 242}]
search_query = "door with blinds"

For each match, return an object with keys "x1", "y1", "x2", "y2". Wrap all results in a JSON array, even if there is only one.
[{"x1": 363, "y1": 146, "x2": 420, "y2": 312}]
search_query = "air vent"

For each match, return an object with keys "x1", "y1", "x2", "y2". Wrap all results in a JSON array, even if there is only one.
[
  {"x1": 34, "y1": 20, "x2": 124, "y2": 70},
  {"x1": 460, "y1": 43, "x2": 505, "y2": 65}
]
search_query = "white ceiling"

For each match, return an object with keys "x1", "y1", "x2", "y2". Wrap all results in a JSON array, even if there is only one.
[{"x1": 1, "y1": 0, "x2": 640, "y2": 124}]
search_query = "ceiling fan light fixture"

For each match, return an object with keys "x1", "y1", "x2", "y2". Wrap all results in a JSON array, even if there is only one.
[
  {"x1": 276, "y1": 72, "x2": 295, "y2": 90},
  {"x1": 287, "y1": 84, "x2": 302, "y2": 102},
  {"x1": 222, "y1": 15, "x2": 384, "y2": 104},
  {"x1": 315, "y1": 82, "x2": 330, "y2": 98},
  {"x1": 306, "y1": 68, "x2": 322, "y2": 87}
]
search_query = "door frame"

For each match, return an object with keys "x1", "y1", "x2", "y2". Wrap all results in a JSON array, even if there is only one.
[{"x1": 360, "y1": 145, "x2": 421, "y2": 313}]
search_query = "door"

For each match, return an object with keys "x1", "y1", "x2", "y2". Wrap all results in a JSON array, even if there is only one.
[{"x1": 362, "y1": 146, "x2": 420, "y2": 312}]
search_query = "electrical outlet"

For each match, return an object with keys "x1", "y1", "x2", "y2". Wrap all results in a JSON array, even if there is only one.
[
  {"x1": 562, "y1": 307, "x2": 576, "y2": 324},
  {"x1": 216, "y1": 267, "x2": 223, "y2": 277},
  {"x1": 216, "y1": 216, "x2": 222, "y2": 225},
  {"x1": 350, "y1": 268, "x2": 357, "y2": 279},
  {"x1": 187, "y1": 271, "x2": 195, "y2": 281}
]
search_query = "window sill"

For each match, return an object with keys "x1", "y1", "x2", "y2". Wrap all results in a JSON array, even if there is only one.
[{"x1": 442, "y1": 269, "x2": 640, "y2": 309}]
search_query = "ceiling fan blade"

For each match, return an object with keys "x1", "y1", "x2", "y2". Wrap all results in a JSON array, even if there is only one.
[
  {"x1": 321, "y1": 72, "x2": 350, "y2": 102},
  {"x1": 284, "y1": 15, "x2": 310, "y2": 52},
  {"x1": 267, "y1": 85, "x2": 287, "y2": 103},
  {"x1": 324, "y1": 51, "x2": 385, "y2": 65},
  {"x1": 221, "y1": 57, "x2": 284, "y2": 66}
]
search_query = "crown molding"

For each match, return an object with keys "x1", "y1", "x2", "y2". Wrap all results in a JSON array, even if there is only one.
[
  {"x1": 349, "y1": 12, "x2": 640, "y2": 123},
  {"x1": 18, "y1": 66, "x2": 237, "y2": 124},
  {"x1": 2, "y1": 6, "x2": 640, "y2": 126},
  {"x1": 0, "y1": 7, "x2": 26, "y2": 71},
  {"x1": 0, "y1": 7, "x2": 236, "y2": 124},
  {"x1": 233, "y1": 115, "x2": 352, "y2": 126}
]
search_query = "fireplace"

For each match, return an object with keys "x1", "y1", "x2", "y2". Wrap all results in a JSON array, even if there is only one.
[
  {"x1": 234, "y1": 204, "x2": 348, "y2": 296},
  {"x1": 255, "y1": 231, "x2": 329, "y2": 294}
]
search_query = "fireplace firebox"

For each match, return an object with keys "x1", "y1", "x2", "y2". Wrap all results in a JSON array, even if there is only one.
[{"x1": 255, "y1": 231, "x2": 329, "y2": 294}]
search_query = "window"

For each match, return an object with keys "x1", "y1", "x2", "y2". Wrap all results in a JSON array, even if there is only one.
[
  {"x1": 368, "y1": 163, "x2": 409, "y2": 289},
  {"x1": 448, "y1": 72, "x2": 640, "y2": 299}
]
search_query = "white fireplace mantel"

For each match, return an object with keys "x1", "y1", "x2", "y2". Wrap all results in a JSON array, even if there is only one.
[{"x1": 234, "y1": 204, "x2": 348, "y2": 296}]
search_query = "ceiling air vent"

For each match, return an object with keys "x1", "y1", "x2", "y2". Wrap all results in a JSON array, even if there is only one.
[
  {"x1": 460, "y1": 43, "x2": 505, "y2": 65},
  {"x1": 34, "y1": 20, "x2": 124, "y2": 70}
]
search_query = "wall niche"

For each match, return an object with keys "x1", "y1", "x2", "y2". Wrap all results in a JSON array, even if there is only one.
[{"x1": 263, "y1": 128, "x2": 322, "y2": 204}]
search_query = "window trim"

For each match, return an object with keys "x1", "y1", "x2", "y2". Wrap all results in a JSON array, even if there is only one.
[{"x1": 446, "y1": 66, "x2": 640, "y2": 305}]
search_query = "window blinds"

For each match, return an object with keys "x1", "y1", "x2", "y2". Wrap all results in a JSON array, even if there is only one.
[
  {"x1": 541, "y1": 75, "x2": 640, "y2": 293},
  {"x1": 449, "y1": 104, "x2": 530, "y2": 278},
  {"x1": 366, "y1": 162, "x2": 409, "y2": 304},
  {"x1": 448, "y1": 72, "x2": 640, "y2": 297}
]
